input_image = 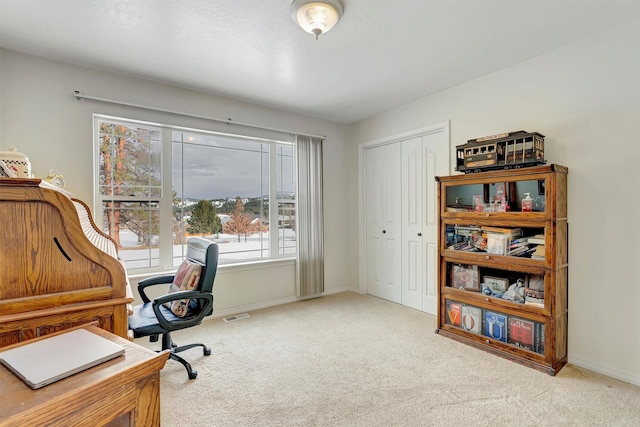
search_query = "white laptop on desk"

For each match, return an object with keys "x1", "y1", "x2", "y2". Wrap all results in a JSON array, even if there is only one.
[{"x1": 0, "y1": 328, "x2": 125, "y2": 389}]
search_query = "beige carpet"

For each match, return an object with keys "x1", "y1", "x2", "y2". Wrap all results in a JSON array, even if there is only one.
[{"x1": 139, "y1": 292, "x2": 640, "y2": 426}]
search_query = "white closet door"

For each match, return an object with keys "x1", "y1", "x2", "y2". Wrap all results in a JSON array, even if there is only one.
[
  {"x1": 401, "y1": 133, "x2": 449, "y2": 313},
  {"x1": 421, "y1": 131, "x2": 449, "y2": 314},
  {"x1": 361, "y1": 122, "x2": 449, "y2": 312},
  {"x1": 365, "y1": 143, "x2": 402, "y2": 303},
  {"x1": 401, "y1": 137, "x2": 424, "y2": 310}
]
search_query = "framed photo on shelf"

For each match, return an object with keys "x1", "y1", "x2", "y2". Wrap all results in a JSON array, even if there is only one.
[
  {"x1": 492, "y1": 182, "x2": 507, "y2": 204},
  {"x1": 482, "y1": 275, "x2": 509, "y2": 296},
  {"x1": 527, "y1": 274, "x2": 545, "y2": 290},
  {"x1": 452, "y1": 264, "x2": 480, "y2": 291},
  {"x1": 538, "y1": 179, "x2": 546, "y2": 195},
  {"x1": 472, "y1": 195, "x2": 484, "y2": 211}
]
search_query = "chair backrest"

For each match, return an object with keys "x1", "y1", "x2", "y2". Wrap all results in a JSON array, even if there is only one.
[{"x1": 185, "y1": 237, "x2": 219, "y2": 308}]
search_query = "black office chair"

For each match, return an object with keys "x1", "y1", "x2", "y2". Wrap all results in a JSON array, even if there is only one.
[{"x1": 128, "y1": 237, "x2": 218, "y2": 379}]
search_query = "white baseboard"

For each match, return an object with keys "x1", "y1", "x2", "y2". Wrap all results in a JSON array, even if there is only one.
[
  {"x1": 322, "y1": 286, "x2": 356, "y2": 296},
  {"x1": 569, "y1": 354, "x2": 640, "y2": 387},
  {"x1": 209, "y1": 296, "x2": 299, "y2": 320},
  {"x1": 208, "y1": 286, "x2": 355, "y2": 321}
]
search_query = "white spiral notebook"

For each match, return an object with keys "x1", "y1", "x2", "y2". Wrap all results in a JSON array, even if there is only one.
[{"x1": 0, "y1": 328, "x2": 125, "y2": 389}]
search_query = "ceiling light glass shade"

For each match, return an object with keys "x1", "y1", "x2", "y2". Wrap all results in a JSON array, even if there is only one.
[{"x1": 291, "y1": 0, "x2": 344, "y2": 39}]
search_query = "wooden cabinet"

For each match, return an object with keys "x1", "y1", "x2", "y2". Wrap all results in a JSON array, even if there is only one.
[
  {"x1": 0, "y1": 324, "x2": 168, "y2": 426},
  {"x1": 435, "y1": 165, "x2": 568, "y2": 375},
  {"x1": 0, "y1": 178, "x2": 132, "y2": 347}
]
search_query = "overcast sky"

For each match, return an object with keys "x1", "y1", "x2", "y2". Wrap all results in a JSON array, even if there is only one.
[{"x1": 172, "y1": 132, "x2": 294, "y2": 200}]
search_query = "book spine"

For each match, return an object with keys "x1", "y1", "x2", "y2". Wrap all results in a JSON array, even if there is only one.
[{"x1": 534, "y1": 322, "x2": 546, "y2": 354}]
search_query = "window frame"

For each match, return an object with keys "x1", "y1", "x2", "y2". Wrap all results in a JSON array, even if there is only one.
[{"x1": 93, "y1": 114, "x2": 296, "y2": 274}]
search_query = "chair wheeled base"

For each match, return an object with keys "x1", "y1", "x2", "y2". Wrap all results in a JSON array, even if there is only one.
[{"x1": 157, "y1": 332, "x2": 211, "y2": 379}]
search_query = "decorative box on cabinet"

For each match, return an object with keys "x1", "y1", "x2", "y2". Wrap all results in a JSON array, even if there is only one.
[{"x1": 435, "y1": 164, "x2": 568, "y2": 375}]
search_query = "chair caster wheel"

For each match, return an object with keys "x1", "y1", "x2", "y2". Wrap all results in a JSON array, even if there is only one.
[
  {"x1": 203, "y1": 347, "x2": 211, "y2": 356},
  {"x1": 188, "y1": 371, "x2": 197, "y2": 380}
]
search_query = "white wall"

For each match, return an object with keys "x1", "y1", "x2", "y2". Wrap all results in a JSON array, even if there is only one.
[
  {"x1": 349, "y1": 22, "x2": 640, "y2": 385},
  {"x1": 0, "y1": 49, "x2": 354, "y2": 316}
]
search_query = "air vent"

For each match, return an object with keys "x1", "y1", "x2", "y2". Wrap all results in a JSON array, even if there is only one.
[{"x1": 223, "y1": 313, "x2": 251, "y2": 323}]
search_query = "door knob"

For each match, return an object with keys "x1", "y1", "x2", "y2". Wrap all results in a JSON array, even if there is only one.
[{"x1": 417, "y1": 233, "x2": 422, "y2": 237}]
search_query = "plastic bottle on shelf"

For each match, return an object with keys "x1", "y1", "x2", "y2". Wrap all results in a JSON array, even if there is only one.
[{"x1": 522, "y1": 193, "x2": 533, "y2": 212}]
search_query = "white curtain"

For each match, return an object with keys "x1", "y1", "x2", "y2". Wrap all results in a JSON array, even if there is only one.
[{"x1": 295, "y1": 135, "x2": 324, "y2": 297}]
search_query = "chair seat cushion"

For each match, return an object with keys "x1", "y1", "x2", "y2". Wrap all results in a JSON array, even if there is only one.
[
  {"x1": 165, "y1": 259, "x2": 203, "y2": 317},
  {"x1": 129, "y1": 303, "x2": 183, "y2": 337}
]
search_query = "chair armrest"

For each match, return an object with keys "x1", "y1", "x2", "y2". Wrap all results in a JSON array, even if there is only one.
[
  {"x1": 137, "y1": 274, "x2": 175, "y2": 303},
  {"x1": 151, "y1": 291, "x2": 213, "y2": 330},
  {"x1": 152, "y1": 289, "x2": 196, "y2": 305}
]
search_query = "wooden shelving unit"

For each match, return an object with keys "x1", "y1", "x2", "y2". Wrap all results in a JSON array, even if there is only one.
[{"x1": 435, "y1": 164, "x2": 568, "y2": 375}]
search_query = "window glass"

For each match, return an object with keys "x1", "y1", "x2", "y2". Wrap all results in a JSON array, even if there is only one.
[
  {"x1": 98, "y1": 122, "x2": 161, "y2": 197},
  {"x1": 97, "y1": 120, "x2": 162, "y2": 270},
  {"x1": 172, "y1": 130, "x2": 272, "y2": 265},
  {"x1": 277, "y1": 145, "x2": 296, "y2": 255},
  {"x1": 102, "y1": 201, "x2": 160, "y2": 269}
]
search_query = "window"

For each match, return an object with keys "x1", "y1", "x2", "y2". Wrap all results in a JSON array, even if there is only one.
[
  {"x1": 97, "y1": 119, "x2": 162, "y2": 269},
  {"x1": 95, "y1": 116, "x2": 296, "y2": 272}
]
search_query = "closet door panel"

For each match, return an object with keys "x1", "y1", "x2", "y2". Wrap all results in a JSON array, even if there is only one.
[{"x1": 365, "y1": 143, "x2": 401, "y2": 303}]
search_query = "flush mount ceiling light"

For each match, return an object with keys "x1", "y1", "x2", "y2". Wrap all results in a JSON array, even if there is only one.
[{"x1": 291, "y1": 0, "x2": 344, "y2": 40}]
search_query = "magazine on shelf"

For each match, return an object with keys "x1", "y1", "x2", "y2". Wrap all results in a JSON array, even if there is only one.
[
  {"x1": 484, "y1": 311, "x2": 507, "y2": 342},
  {"x1": 461, "y1": 305, "x2": 482, "y2": 334},
  {"x1": 445, "y1": 300, "x2": 461, "y2": 327},
  {"x1": 507, "y1": 317, "x2": 534, "y2": 351}
]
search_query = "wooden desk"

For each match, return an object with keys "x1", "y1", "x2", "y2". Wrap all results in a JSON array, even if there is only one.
[{"x1": 0, "y1": 324, "x2": 168, "y2": 427}]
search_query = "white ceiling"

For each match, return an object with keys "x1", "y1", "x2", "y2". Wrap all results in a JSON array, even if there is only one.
[{"x1": 0, "y1": 0, "x2": 638, "y2": 124}]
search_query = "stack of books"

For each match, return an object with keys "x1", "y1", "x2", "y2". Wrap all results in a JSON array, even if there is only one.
[
  {"x1": 526, "y1": 234, "x2": 546, "y2": 260},
  {"x1": 448, "y1": 225, "x2": 482, "y2": 252},
  {"x1": 531, "y1": 244, "x2": 545, "y2": 260},
  {"x1": 508, "y1": 237, "x2": 530, "y2": 256},
  {"x1": 528, "y1": 234, "x2": 545, "y2": 245}
]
